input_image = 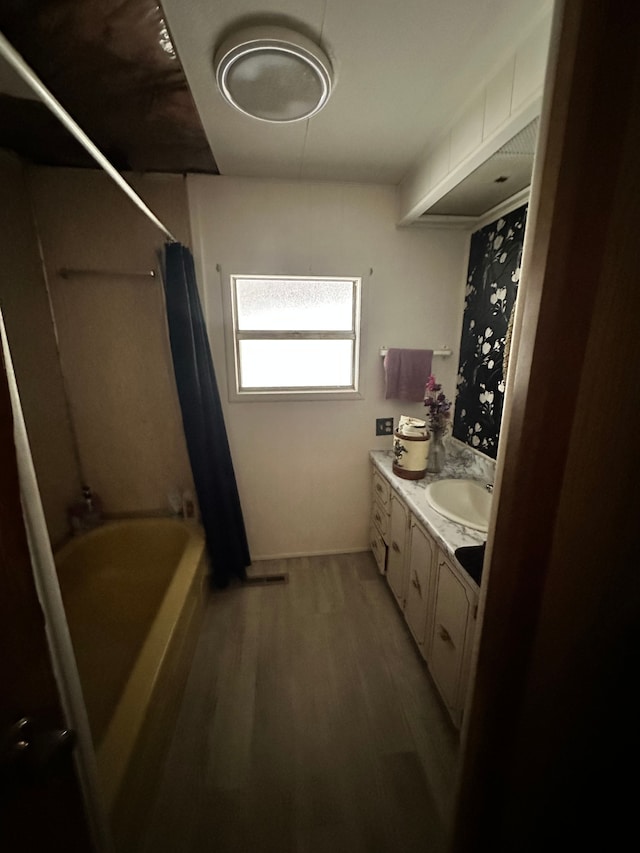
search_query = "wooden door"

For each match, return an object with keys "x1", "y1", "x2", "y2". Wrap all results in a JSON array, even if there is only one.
[
  {"x1": 452, "y1": 3, "x2": 640, "y2": 849},
  {"x1": 0, "y1": 347, "x2": 93, "y2": 850}
]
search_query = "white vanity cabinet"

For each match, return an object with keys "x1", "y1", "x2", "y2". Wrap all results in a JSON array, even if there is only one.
[
  {"x1": 386, "y1": 492, "x2": 410, "y2": 606},
  {"x1": 369, "y1": 458, "x2": 481, "y2": 730},
  {"x1": 429, "y1": 552, "x2": 478, "y2": 728},
  {"x1": 404, "y1": 519, "x2": 437, "y2": 655},
  {"x1": 370, "y1": 524, "x2": 387, "y2": 575},
  {"x1": 372, "y1": 468, "x2": 390, "y2": 512},
  {"x1": 370, "y1": 469, "x2": 391, "y2": 574}
]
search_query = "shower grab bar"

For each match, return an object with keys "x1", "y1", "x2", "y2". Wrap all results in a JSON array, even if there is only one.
[
  {"x1": 58, "y1": 268, "x2": 156, "y2": 279},
  {"x1": 379, "y1": 346, "x2": 452, "y2": 357}
]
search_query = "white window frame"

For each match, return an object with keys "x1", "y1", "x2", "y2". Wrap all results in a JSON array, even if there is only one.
[{"x1": 225, "y1": 274, "x2": 363, "y2": 402}]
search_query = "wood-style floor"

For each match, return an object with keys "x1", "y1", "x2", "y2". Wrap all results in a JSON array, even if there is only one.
[{"x1": 142, "y1": 552, "x2": 459, "y2": 853}]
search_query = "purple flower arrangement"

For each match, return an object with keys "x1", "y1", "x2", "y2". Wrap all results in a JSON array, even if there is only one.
[{"x1": 424, "y1": 375, "x2": 452, "y2": 436}]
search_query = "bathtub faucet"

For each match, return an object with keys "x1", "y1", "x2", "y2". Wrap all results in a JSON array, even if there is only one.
[
  {"x1": 69, "y1": 486, "x2": 103, "y2": 535},
  {"x1": 82, "y1": 485, "x2": 94, "y2": 512}
]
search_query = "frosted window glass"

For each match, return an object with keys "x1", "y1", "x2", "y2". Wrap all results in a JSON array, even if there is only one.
[
  {"x1": 236, "y1": 278, "x2": 353, "y2": 331},
  {"x1": 239, "y1": 340, "x2": 353, "y2": 388}
]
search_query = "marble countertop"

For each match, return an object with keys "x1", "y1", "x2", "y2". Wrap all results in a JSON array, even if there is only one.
[{"x1": 369, "y1": 448, "x2": 489, "y2": 589}]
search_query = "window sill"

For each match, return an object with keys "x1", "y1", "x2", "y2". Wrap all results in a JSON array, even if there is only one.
[{"x1": 228, "y1": 389, "x2": 364, "y2": 403}]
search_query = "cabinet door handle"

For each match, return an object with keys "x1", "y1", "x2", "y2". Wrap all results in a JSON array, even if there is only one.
[
  {"x1": 392, "y1": 541, "x2": 400, "y2": 553},
  {"x1": 375, "y1": 512, "x2": 382, "y2": 523},
  {"x1": 370, "y1": 540, "x2": 377, "y2": 550},
  {"x1": 412, "y1": 574, "x2": 422, "y2": 595},
  {"x1": 376, "y1": 483, "x2": 383, "y2": 493},
  {"x1": 437, "y1": 624, "x2": 454, "y2": 647}
]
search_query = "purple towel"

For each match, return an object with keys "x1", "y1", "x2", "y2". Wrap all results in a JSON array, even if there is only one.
[{"x1": 384, "y1": 348, "x2": 433, "y2": 401}]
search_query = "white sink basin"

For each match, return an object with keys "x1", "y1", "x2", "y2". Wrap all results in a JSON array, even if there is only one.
[{"x1": 425, "y1": 479, "x2": 492, "y2": 532}]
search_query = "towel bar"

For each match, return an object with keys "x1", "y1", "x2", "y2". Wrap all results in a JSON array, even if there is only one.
[{"x1": 379, "y1": 346, "x2": 452, "y2": 357}]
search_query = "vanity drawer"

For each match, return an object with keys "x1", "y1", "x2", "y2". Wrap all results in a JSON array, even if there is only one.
[
  {"x1": 370, "y1": 523, "x2": 387, "y2": 575},
  {"x1": 371, "y1": 499, "x2": 389, "y2": 539},
  {"x1": 372, "y1": 469, "x2": 391, "y2": 509}
]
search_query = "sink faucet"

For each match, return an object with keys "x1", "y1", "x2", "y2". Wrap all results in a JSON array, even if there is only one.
[{"x1": 485, "y1": 483, "x2": 494, "y2": 493}]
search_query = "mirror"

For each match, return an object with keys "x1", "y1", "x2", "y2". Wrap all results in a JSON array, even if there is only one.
[{"x1": 452, "y1": 202, "x2": 528, "y2": 459}]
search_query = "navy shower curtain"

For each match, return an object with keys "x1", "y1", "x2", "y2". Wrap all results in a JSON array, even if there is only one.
[{"x1": 163, "y1": 242, "x2": 250, "y2": 587}]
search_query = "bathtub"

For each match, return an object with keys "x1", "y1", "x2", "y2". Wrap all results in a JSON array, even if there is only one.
[{"x1": 55, "y1": 518, "x2": 207, "y2": 845}]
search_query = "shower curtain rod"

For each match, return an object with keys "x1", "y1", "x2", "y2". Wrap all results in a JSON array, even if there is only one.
[
  {"x1": 58, "y1": 268, "x2": 156, "y2": 280},
  {"x1": 0, "y1": 30, "x2": 177, "y2": 244}
]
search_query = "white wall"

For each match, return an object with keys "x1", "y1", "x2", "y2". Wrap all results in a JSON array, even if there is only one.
[
  {"x1": 0, "y1": 152, "x2": 81, "y2": 546},
  {"x1": 188, "y1": 175, "x2": 469, "y2": 558},
  {"x1": 29, "y1": 167, "x2": 195, "y2": 518}
]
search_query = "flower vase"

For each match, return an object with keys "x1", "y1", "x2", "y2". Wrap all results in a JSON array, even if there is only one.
[{"x1": 426, "y1": 430, "x2": 446, "y2": 474}]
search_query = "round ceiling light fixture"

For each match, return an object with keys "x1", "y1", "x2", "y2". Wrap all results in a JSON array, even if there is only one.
[{"x1": 214, "y1": 26, "x2": 333, "y2": 123}]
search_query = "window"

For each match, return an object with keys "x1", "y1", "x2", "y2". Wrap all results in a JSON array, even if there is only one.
[{"x1": 228, "y1": 275, "x2": 362, "y2": 400}]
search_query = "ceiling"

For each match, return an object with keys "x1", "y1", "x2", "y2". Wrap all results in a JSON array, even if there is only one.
[
  {"x1": 427, "y1": 118, "x2": 540, "y2": 216},
  {"x1": 160, "y1": 0, "x2": 547, "y2": 184},
  {"x1": 0, "y1": 0, "x2": 548, "y2": 189}
]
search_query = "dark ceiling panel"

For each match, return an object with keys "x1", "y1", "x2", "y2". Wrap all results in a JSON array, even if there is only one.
[
  {"x1": 0, "y1": 94, "x2": 98, "y2": 167},
  {"x1": 0, "y1": 0, "x2": 218, "y2": 173}
]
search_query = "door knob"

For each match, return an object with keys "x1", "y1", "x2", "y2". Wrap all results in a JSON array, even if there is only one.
[{"x1": 1, "y1": 716, "x2": 76, "y2": 783}]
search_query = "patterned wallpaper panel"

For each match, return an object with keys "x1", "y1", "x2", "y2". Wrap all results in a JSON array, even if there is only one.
[{"x1": 453, "y1": 204, "x2": 528, "y2": 459}]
